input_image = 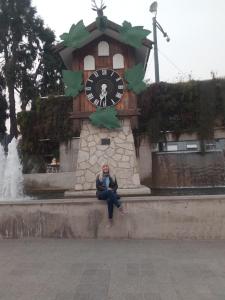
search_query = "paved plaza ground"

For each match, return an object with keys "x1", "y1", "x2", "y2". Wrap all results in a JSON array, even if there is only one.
[{"x1": 0, "y1": 239, "x2": 225, "y2": 300}]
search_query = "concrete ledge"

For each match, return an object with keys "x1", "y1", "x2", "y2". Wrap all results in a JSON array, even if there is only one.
[
  {"x1": 0, "y1": 195, "x2": 225, "y2": 239},
  {"x1": 64, "y1": 186, "x2": 151, "y2": 198},
  {"x1": 1, "y1": 194, "x2": 225, "y2": 206},
  {"x1": 24, "y1": 172, "x2": 76, "y2": 190}
]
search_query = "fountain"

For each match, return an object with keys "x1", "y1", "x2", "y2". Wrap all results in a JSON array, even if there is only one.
[
  {"x1": 0, "y1": 138, "x2": 24, "y2": 201},
  {"x1": 0, "y1": 143, "x2": 6, "y2": 197}
]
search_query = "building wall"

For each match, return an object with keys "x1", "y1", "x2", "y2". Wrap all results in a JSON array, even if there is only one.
[
  {"x1": 60, "y1": 138, "x2": 79, "y2": 172},
  {"x1": 152, "y1": 151, "x2": 225, "y2": 188}
]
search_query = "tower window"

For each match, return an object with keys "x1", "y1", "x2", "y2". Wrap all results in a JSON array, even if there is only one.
[
  {"x1": 98, "y1": 41, "x2": 109, "y2": 56},
  {"x1": 113, "y1": 53, "x2": 124, "y2": 69},
  {"x1": 84, "y1": 55, "x2": 95, "y2": 70}
]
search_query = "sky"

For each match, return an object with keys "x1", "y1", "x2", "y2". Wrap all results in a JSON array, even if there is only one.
[{"x1": 31, "y1": 0, "x2": 225, "y2": 83}]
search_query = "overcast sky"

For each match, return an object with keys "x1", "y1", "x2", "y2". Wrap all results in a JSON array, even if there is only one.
[{"x1": 31, "y1": 0, "x2": 225, "y2": 83}]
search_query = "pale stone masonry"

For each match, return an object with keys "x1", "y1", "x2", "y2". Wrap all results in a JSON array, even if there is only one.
[{"x1": 74, "y1": 119, "x2": 141, "y2": 190}]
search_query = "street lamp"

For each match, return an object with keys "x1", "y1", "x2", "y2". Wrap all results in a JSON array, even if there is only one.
[{"x1": 150, "y1": 1, "x2": 170, "y2": 83}]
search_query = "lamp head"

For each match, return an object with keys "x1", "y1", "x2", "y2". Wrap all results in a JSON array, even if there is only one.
[{"x1": 150, "y1": 1, "x2": 158, "y2": 14}]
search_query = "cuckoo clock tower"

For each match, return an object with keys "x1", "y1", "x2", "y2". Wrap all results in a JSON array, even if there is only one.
[{"x1": 56, "y1": 3, "x2": 153, "y2": 192}]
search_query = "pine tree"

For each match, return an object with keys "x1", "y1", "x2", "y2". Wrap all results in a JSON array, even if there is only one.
[{"x1": 0, "y1": 0, "x2": 64, "y2": 138}]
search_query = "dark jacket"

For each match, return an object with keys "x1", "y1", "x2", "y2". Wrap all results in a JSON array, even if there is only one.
[{"x1": 96, "y1": 174, "x2": 118, "y2": 196}]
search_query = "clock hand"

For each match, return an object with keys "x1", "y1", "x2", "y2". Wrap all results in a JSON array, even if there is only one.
[{"x1": 100, "y1": 83, "x2": 108, "y2": 107}]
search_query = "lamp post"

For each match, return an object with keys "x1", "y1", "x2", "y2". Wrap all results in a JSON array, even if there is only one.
[{"x1": 150, "y1": 2, "x2": 170, "y2": 83}]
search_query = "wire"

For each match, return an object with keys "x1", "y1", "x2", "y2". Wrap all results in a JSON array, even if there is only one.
[
  {"x1": 147, "y1": 54, "x2": 153, "y2": 69},
  {"x1": 145, "y1": 55, "x2": 154, "y2": 81},
  {"x1": 158, "y1": 48, "x2": 185, "y2": 75}
]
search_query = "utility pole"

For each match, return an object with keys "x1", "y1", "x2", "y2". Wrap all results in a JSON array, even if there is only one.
[
  {"x1": 150, "y1": 2, "x2": 170, "y2": 83},
  {"x1": 152, "y1": 16, "x2": 159, "y2": 83}
]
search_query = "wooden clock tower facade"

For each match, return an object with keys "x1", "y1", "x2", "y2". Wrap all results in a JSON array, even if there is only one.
[
  {"x1": 57, "y1": 18, "x2": 152, "y2": 192},
  {"x1": 71, "y1": 35, "x2": 138, "y2": 128}
]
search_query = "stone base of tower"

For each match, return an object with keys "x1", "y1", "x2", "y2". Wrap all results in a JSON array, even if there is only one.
[{"x1": 74, "y1": 119, "x2": 150, "y2": 194}]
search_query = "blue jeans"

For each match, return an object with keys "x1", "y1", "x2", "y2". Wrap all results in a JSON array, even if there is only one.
[{"x1": 98, "y1": 190, "x2": 121, "y2": 219}]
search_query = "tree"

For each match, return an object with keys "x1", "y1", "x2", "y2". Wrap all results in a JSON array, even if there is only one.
[
  {"x1": 0, "y1": 0, "x2": 64, "y2": 138},
  {"x1": 0, "y1": 74, "x2": 8, "y2": 140}
]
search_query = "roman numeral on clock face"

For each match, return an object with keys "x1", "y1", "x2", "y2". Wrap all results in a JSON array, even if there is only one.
[
  {"x1": 93, "y1": 99, "x2": 99, "y2": 106},
  {"x1": 93, "y1": 71, "x2": 99, "y2": 78},
  {"x1": 85, "y1": 87, "x2": 91, "y2": 91},
  {"x1": 87, "y1": 93, "x2": 94, "y2": 100},
  {"x1": 116, "y1": 92, "x2": 122, "y2": 98},
  {"x1": 102, "y1": 69, "x2": 107, "y2": 75}
]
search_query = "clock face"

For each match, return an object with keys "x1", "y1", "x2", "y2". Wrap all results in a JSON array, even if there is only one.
[{"x1": 85, "y1": 69, "x2": 124, "y2": 108}]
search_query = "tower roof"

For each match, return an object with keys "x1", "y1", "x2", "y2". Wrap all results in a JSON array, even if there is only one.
[{"x1": 55, "y1": 19, "x2": 153, "y2": 71}]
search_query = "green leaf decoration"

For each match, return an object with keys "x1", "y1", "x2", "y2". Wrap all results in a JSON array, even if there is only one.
[
  {"x1": 89, "y1": 107, "x2": 121, "y2": 129},
  {"x1": 119, "y1": 21, "x2": 151, "y2": 48},
  {"x1": 60, "y1": 20, "x2": 90, "y2": 48},
  {"x1": 96, "y1": 16, "x2": 108, "y2": 32},
  {"x1": 125, "y1": 63, "x2": 147, "y2": 95},
  {"x1": 62, "y1": 70, "x2": 83, "y2": 97}
]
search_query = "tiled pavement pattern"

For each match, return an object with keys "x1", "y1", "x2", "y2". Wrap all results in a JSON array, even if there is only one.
[{"x1": 0, "y1": 239, "x2": 225, "y2": 300}]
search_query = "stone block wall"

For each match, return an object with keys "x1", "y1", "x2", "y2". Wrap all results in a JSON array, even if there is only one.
[
  {"x1": 74, "y1": 119, "x2": 141, "y2": 190},
  {"x1": 59, "y1": 138, "x2": 79, "y2": 172}
]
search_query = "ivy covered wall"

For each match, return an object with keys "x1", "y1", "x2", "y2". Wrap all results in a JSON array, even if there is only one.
[
  {"x1": 139, "y1": 78, "x2": 225, "y2": 144},
  {"x1": 17, "y1": 96, "x2": 73, "y2": 173}
]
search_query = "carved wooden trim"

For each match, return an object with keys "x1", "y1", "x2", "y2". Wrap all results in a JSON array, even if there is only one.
[{"x1": 70, "y1": 109, "x2": 140, "y2": 119}]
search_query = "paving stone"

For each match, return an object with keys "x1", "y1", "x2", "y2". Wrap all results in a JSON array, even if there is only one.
[
  {"x1": 69, "y1": 263, "x2": 84, "y2": 275},
  {"x1": 0, "y1": 239, "x2": 225, "y2": 300},
  {"x1": 124, "y1": 293, "x2": 144, "y2": 300},
  {"x1": 143, "y1": 293, "x2": 162, "y2": 300},
  {"x1": 126, "y1": 263, "x2": 140, "y2": 276},
  {"x1": 73, "y1": 292, "x2": 91, "y2": 300},
  {"x1": 158, "y1": 284, "x2": 180, "y2": 300},
  {"x1": 55, "y1": 292, "x2": 75, "y2": 300},
  {"x1": 140, "y1": 263, "x2": 155, "y2": 277}
]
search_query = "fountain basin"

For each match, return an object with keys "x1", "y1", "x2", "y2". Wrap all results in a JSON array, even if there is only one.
[{"x1": 1, "y1": 194, "x2": 225, "y2": 239}]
